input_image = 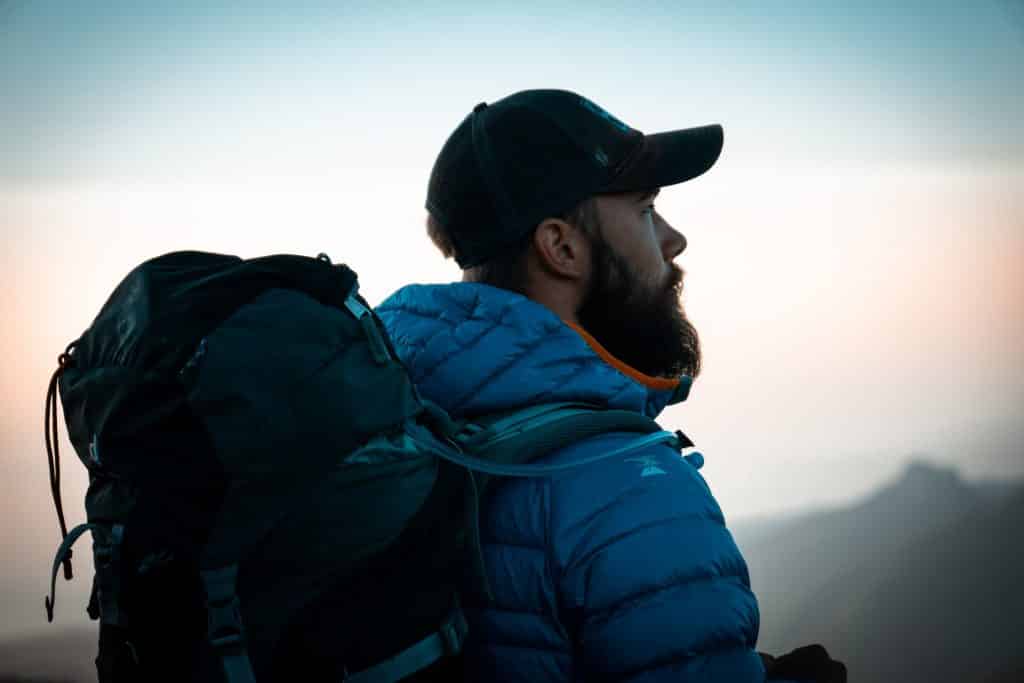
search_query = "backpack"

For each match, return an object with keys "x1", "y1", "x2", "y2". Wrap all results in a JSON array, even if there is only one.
[{"x1": 42, "y1": 251, "x2": 690, "y2": 682}]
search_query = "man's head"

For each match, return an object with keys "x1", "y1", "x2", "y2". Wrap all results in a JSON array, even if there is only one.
[{"x1": 425, "y1": 89, "x2": 721, "y2": 379}]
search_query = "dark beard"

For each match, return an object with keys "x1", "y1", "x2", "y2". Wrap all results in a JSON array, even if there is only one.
[{"x1": 577, "y1": 232, "x2": 702, "y2": 379}]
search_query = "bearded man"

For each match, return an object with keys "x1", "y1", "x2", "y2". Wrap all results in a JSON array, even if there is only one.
[{"x1": 377, "y1": 90, "x2": 843, "y2": 683}]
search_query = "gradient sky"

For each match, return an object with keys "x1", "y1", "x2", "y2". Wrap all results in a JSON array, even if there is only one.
[{"x1": 2, "y1": 0, "x2": 1023, "y2": 634}]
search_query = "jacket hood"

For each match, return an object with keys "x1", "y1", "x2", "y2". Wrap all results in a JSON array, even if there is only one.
[{"x1": 376, "y1": 283, "x2": 689, "y2": 419}]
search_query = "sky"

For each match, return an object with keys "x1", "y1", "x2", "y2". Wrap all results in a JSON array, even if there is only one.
[{"x1": 1, "y1": 0, "x2": 1023, "y2": 635}]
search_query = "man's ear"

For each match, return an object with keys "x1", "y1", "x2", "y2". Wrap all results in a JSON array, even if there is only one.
[{"x1": 531, "y1": 217, "x2": 590, "y2": 281}]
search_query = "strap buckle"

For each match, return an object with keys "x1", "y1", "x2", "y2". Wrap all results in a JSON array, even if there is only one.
[
  {"x1": 207, "y1": 595, "x2": 245, "y2": 649},
  {"x1": 201, "y1": 565, "x2": 246, "y2": 650},
  {"x1": 200, "y1": 565, "x2": 257, "y2": 683},
  {"x1": 439, "y1": 607, "x2": 468, "y2": 656}
]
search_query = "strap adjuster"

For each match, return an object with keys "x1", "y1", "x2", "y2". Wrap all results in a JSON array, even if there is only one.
[
  {"x1": 200, "y1": 565, "x2": 257, "y2": 683},
  {"x1": 439, "y1": 608, "x2": 468, "y2": 656},
  {"x1": 207, "y1": 595, "x2": 244, "y2": 649},
  {"x1": 201, "y1": 565, "x2": 247, "y2": 651}
]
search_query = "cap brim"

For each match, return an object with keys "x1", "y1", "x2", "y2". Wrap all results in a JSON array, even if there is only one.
[{"x1": 603, "y1": 124, "x2": 723, "y2": 194}]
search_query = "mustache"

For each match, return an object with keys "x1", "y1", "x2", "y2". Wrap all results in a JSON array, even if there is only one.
[{"x1": 666, "y1": 264, "x2": 684, "y2": 294}]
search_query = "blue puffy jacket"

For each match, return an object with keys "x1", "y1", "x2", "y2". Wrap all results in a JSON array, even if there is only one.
[{"x1": 378, "y1": 283, "x2": 777, "y2": 683}]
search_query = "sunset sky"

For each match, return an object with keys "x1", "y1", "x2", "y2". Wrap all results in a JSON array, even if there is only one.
[{"x1": 2, "y1": 1, "x2": 1022, "y2": 635}]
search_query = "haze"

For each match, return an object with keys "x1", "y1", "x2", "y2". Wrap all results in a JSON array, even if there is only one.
[{"x1": 2, "y1": 0, "x2": 1023, "y2": 643}]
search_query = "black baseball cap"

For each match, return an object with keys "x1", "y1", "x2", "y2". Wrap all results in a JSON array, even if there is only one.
[{"x1": 426, "y1": 89, "x2": 723, "y2": 269}]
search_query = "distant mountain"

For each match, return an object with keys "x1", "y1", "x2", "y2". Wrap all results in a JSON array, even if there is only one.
[{"x1": 734, "y1": 461, "x2": 1024, "y2": 683}]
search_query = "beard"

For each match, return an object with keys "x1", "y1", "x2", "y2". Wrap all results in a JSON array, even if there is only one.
[{"x1": 577, "y1": 231, "x2": 702, "y2": 380}]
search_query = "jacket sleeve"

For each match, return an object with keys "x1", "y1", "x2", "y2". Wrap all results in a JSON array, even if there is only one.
[{"x1": 546, "y1": 433, "x2": 767, "y2": 682}]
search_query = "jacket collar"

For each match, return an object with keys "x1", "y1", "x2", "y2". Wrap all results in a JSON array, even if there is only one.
[{"x1": 377, "y1": 283, "x2": 690, "y2": 419}]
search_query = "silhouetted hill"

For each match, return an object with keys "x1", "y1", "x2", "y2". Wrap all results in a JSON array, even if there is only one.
[
  {"x1": 0, "y1": 628, "x2": 94, "y2": 683},
  {"x1": 826, "y1": 488, "x2": 1024, "y2": 682},
  {"x1": 735, "y1": 462, "x2": 984, "y2": 645},
  {"x1": 734, "y1": 462, "x2": 1024, "y2": 683},
  {"x1": 972, "y1": 478, "x2": 1024, "y2": 506}
]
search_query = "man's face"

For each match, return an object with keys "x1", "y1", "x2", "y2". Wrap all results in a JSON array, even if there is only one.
[{"x1": 576, "y1": 190, "x2": 702, "y2": 379}]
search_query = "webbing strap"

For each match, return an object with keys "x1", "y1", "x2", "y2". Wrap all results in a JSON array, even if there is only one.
[
  {"x1": 473, "y1": 401, "x2": 596, "y2": 436},
  {"x1": 342, "y1": 607, "x2": 468, "y2": 683},
  {"x1": 344, "y1": 283, "x2": 390, "y2": 365},
  {"x1": 422, "y1": 428, "x2": 681, "y2": 477},
  {"x1": 455, "y1": 405, "x2": 666, "y2": 461},
  {"x1": 201, "y1": 565, "x2": 257, "y2": 683},
  {"x1": 94, "y1": 523, "x2": 126, "y2": 626}
]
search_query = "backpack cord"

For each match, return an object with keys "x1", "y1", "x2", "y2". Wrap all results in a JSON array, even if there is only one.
[
  {"x1": 44, "y1": 348, "x2": 75, "y2": 582},
  {"x1": 45, "y1": 522, "x2": 100, "y2": 622}
]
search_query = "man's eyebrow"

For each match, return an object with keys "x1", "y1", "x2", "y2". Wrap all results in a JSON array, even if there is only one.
[{"x1": 636, "y1": 188, "x2": 661, "y2": 202}]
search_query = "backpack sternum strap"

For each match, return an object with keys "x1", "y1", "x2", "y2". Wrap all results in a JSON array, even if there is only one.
[
  {"x1": 342, "y1": 605, "x2": 468, "y2": 683},
  {"x1": 201, "y1": 565, "x2": 257, "y2": 683}
]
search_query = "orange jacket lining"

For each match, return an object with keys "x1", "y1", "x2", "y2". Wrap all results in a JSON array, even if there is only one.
[{"x1": 564, "y1": 321, "x2": 681, "y2": 392}]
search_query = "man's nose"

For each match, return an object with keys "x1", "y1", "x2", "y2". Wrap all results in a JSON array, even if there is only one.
[{"x1": 660, "y1": 217, "x2": 687, "y2": 260}]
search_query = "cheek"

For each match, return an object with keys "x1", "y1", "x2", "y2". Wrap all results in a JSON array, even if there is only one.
[
  {"x1": 602, "y1": 206, "x2": 664, "y2": 278},
  {"x1": 635, "y1": 216, "x2": 666, "y2": 273},
  {"x1": 616, "y1": 239, "x2": 665, "y2": 292}
]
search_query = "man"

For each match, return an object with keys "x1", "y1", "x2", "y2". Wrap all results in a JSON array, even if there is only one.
[{"x1": 377, "y1": 90, "x2": 843, "y2": 682}]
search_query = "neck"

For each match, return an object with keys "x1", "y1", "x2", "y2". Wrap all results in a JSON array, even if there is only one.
[{"x1": 522, "y1": 270, "x2": 584, "y2": 326}]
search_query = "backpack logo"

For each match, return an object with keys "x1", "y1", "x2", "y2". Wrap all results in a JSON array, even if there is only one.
[{"x1": 625, "y1": 455, "x2": 667, "y2": 478}]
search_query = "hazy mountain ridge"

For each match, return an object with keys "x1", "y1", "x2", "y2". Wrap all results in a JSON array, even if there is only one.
[
  {"x1": 734, "y1": 462, "x2": 988, "y2": 649},
  {"x1": 734, "y1": 461, "x2": 1024, "y2": 683}
]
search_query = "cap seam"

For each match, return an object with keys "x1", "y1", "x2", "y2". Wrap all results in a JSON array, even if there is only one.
[
  {"x1": 513, "y1": 99, "x2": 631, "y2": 216},
  {"x1": 599, "y1": 135, "x2": 647, "y2": 191},
  {"x1": 517, "y1": 100, "x2": 609, "y2": 165},
  {"x1": 471, "y1": 105, "x2": 523, "y2": 250},
  {"x1": 517, "y1": 100, "x2": 646, "y2": 195}
]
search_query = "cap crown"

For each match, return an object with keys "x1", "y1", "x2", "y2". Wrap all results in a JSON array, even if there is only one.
[{"x1": 427, "y1": 89, "x2": 644, "y2": 268}]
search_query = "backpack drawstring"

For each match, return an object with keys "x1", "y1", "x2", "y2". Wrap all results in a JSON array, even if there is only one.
[{"x1": 45, "y1": 346, "x2": 76, "y2": 582}]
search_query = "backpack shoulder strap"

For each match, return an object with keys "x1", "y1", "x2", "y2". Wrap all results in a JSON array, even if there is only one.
[
  {"x1": 418, "y1": 403, "x2": 693, "y2": 478},
  {"x1": 419, "y1": 403, "x2": 696, "y2": 605}
]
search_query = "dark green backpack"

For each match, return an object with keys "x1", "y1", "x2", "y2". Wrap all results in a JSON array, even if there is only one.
[{"x1": 43, "y1": 251, "x2": 687, "y2": 682}]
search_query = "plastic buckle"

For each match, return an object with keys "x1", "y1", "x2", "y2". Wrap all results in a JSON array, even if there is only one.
[
  {"x1": 439, "y1": 610, "x2": 468, "y2": 656},
  {"x1": 207, "y1": 596, "x2": 244, "y2": 650},
  {"x1": 439, "y1": 623, "x2": 460, "y2": 656},
  {"x1": 674, "y1": 429, "x2": 694, "y2": 449},
  {"x1": 454, "y1": 424, "x2": 496, "y2": 451}
]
